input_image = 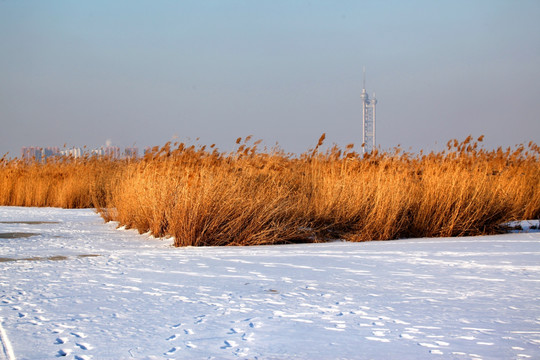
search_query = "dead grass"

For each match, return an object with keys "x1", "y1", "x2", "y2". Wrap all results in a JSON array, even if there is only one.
[{"x1": 1, "y1": 136, "x2": 538, "y2": 246}]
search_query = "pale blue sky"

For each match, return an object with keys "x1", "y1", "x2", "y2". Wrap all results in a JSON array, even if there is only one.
[{"x1": 1, "y1": 0, "x2": 539, "y2": 157}]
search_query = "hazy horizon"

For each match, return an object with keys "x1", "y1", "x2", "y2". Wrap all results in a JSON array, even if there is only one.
[{"x1": 1, "y1": 0, "x2": 539, "y2": 158}]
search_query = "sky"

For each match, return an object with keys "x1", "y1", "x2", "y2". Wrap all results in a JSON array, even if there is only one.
[{"x1": 1, "y1": 0, "x2": 539, "y2": 157}]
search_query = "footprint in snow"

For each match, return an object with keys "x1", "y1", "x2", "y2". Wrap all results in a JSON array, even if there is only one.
[
  {"x1": 55, "y1": 337, "x2": 68, "y2": 344},
  {"x1": 234, "y1": 347, "x2": 250, "y2": 357},
  {"x1": 166, "y1": 334, "x2": 178, "y2": 341},
  {"x1": 74, "y1": 355, "x2": 92, "y2": 360},
  {"x1": 76, "y1": 342, "x2": 93, "y2": 350},
  {"x1": 70, "y1": 332, "x2": 87, "y2": 338},
  {"x1": 194, "y1": 315, "x2": 206, "y2": 324},
  {"x1": 56, "y1": 348, "x2": 72, "y2": 357},
  {"x1": 248, "y1": 321, "x2": 262, "y2": 329},
  {"x1": 164, "y1": 347, "x2": 179, "y2": 355},
  {"x1": 221, "y1": 340, "x2": 238, "y2": 349}
]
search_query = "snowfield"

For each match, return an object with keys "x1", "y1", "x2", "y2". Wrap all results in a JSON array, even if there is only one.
[{"x1": 1, "y1": 207, "x2": 539, "y2": 360}]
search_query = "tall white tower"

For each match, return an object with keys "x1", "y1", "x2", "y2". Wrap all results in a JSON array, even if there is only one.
[{"x1": 361, "y1": 67, "x2": 377, "y2": 154}]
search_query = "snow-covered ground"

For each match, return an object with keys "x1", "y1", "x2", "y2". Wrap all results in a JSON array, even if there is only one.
[{"x1": 1, "y1": 207, "x2": 539, "y2": 360}]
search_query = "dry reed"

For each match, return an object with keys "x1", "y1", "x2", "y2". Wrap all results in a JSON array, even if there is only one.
[
  {"x1": 0, "y1": 155, "x2": 120, "y2": 209},
  {"x1": 1, "y1": 136, "x2": 538, "y2": 246}
]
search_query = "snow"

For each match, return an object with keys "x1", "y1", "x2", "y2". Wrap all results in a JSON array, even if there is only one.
[{"x1": 1, "y1": 206, "x2": 539, "y2": 360}]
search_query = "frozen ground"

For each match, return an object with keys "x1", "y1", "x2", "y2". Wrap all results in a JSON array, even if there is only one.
[{"x1": 1, "y1": 207, "x2": 539, "y2": 360}]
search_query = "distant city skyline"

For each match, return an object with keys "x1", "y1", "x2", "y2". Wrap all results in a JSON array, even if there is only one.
[
  {"x1": 21, "y1": 145, "x2": 139, "y2": 160},
  {"x1": 1, "y1": 1, "x2": 539, "y2": 158}
]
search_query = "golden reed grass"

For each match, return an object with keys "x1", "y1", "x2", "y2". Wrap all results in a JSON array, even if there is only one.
[
  {"x1": 0, "y1": 155, "x2": 119, "y2": 209},
  {"x1": 1, "y1": 136, "x2": 538, "y2": 246}
]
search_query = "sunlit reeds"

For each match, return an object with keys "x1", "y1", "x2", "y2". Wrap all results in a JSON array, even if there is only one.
[
  {"x1": 0, "y1": 155, "x2": 119, "y2": 209},
  {"x1": 1, "y1": 136, "x2": 538, "y2": 246}
]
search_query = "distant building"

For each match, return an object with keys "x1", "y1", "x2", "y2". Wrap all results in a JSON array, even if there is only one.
[
  {"x1": 21, "y1": 146, "x2": 60, "y2": 161},
  {"x1": 21, "y1": 147, "x2": 41, "y2": 161},
  {"x1": 43, "y1": 147, "x2": 60, "y2": 158},
  {"x1": 361, "y1": 68, "x2": 377, "y2": 154},
  {"x1": 102, "y1": 146, "x2": 121, "y2": 159},
  {"x1": 60, "y1": 147, "x2": 83, "y2": 158},
  {"x1": 124, "y1": 147, "x2": 138, "y2": 158}
]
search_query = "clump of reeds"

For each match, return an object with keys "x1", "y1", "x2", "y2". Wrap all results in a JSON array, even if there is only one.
[
  {"x1": 105, "y1": 140, "x2": 314, "y2": 246},
  {"x1": 1, "y1": 135, "x2": 538, "y2": 246},
  {"x1": 0, "y1": 154, "x2": 120, "y2": 209},
  {"x1": 97, "y1": 135, "x2": 540, "y2": 245}
]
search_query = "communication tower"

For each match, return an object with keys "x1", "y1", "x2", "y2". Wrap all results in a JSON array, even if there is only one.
[{"x1": 361, "y1": 67, "x2": 377, "y2": 154}]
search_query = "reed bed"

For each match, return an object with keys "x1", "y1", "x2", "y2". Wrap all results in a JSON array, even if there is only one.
[
  {"x1": 1, "y1": 136, "x2": 538, "y2": 246},
  {"x1": 0, "y1": 155, "x2": 119, "y2": 209}
]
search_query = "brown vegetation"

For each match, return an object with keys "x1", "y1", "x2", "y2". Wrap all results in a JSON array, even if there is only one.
[{"x1": 1, "y1": 136, "x2": 539, "y2": 246}]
